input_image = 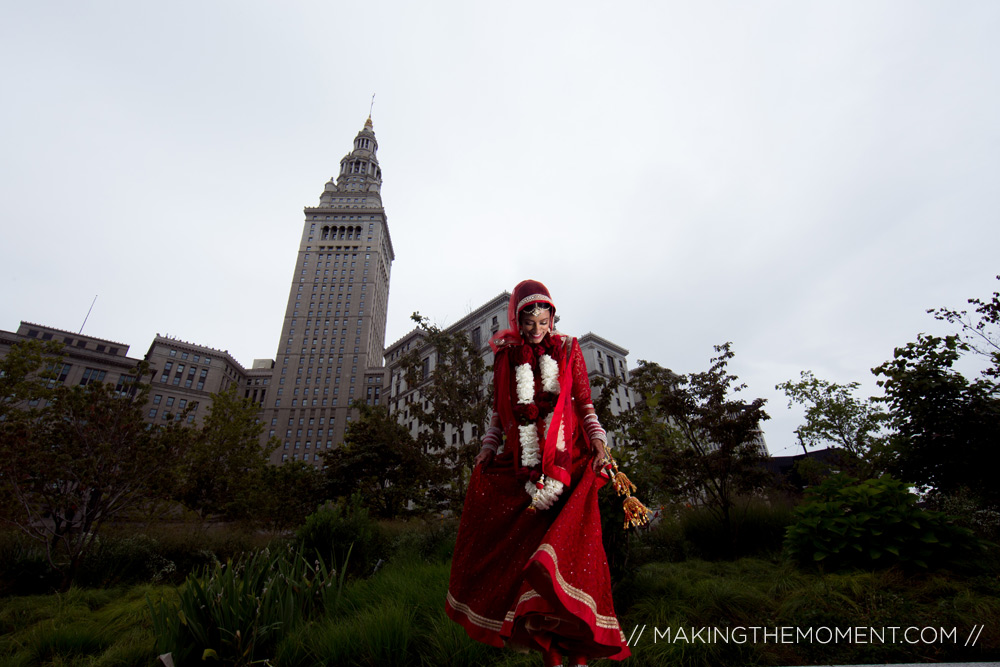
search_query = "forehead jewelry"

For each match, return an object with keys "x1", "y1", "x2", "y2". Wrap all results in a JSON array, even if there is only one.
[{"x1": 522, "y1": 303, "x2": 550, "y2": 318}]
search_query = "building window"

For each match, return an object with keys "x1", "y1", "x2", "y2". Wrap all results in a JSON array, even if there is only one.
[
  {"x1": 79, "y1": 368, "x2": 107, "y2": 386},
  {"x1": 115, "y1": 374, "x2": 135, "y2": 393},
  {"x1": 46, "y1": 362, "x2": 71, "y2": 385}
]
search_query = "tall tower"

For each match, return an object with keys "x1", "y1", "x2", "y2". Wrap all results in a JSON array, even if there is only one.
[{"x1": 265, "y1": 118, "x2": 395, "y2": 465}]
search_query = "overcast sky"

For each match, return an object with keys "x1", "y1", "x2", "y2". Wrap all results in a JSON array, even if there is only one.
[{"x1": 2, "y1": 2, "x2": 998, "y2": 456}]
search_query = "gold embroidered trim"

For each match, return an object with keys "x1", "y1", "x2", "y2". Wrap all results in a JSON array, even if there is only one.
[
  {"x1": 535, "y1": 543, "x2": 623, "y2": 632},
  {"x1": 449, "y1": 546, "x2": 627, "y2": 643},
  {"x1": 506, "y1": 589, "x2": 541, "y2": 622},
  {"x1": 447, "y1": 590, "x2": 504, "y2": 632}
]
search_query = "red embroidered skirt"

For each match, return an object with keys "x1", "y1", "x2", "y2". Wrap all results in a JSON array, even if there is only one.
[{"x1": 445, "y1": 449, "x2": 630, "y2": 660}]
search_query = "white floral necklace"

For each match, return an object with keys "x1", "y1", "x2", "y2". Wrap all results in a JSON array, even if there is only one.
[{"x1": 515, "y1": 348, "x2": 564, "y2": 510}]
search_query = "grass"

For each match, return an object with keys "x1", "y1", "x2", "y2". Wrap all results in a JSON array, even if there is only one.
[
  {"x1": 272, "y1": 557, "x2": 516, "y2": 667},
  {"x1": 0, "y1": 585, "x2": 175, "y2": 667},
  {"x1": 2, "y1": 547, "x2": 999, "y2": 666},
  {"x1": 617, "y1": 559, "x2": 1000, "y2": 667}
]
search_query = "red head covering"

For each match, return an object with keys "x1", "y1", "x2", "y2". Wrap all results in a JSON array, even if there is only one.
[
  {"x1": 489, "y1": 279, "x2": 557, "y2": 352},
  {"x1": 488, "y1": 280, "x2": 573, "y2": 488}
]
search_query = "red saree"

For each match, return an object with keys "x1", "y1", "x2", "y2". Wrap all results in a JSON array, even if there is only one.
[{"x1": 445, "y1": 337, "x2": 630, "y2": 661}]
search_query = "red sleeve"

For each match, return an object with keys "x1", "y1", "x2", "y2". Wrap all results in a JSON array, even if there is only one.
[
  {"x1": 492, "y1": 346, "x2": 514, "y2": 430},
  {"x1": 569, "y1": 338, "x2": 593, "y2": 407}
]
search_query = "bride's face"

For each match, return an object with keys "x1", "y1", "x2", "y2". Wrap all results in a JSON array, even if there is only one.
[{"x1": 519, "y1": 308, "x2": 551, "y2": 344}]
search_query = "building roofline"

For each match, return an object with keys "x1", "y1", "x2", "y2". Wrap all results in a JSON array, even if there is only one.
[
  {"x1": 148, "y1": 334, "x2": 248, "y2": 373},
  {"x1": 19, "y1": 321, "x2": 129, "y2": 349},
  {"x1": 444, "y1": 291, "x2": 511, "y2": 333},
  {"x1": 385, "y1": 291, "x2": 509, "y2": 360},
  {"x1": 383, "y1": 327, "x2": 426, "y2": 355},
  {"x1": 2, "y1": 327, "x2": 142, "y2": 371},
  {"x1": 578, "y1": 332, "x2": 629, "y2": 356}
]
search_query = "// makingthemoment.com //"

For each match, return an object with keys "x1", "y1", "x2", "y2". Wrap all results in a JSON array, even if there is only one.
[{"x1": 626, "y1": 625, "x2": 985, "y2": 648}]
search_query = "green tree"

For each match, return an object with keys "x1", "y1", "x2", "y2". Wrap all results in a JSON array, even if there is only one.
[
  {"x1": 322, "y1": 403, "x2": 430, "y2": 519},
  {"x1": 0, "y1": 358, "x2": 188, "y2": 590},
  {"x1": 776, "y1": 371, "x2": 888, "y2": 478},
  {"x1": 0, "y1": 341, "x2": 59, "y2": 524},
  {"x1": 873, "y1": 333, "x2": 1000, "y2": 506},
  {"x1": 400, "y1": 313, "x2": 490, "y2": 512},
  {"x1": 624, "y1": 344, "x2": 773, "y2": 553},
  {"x1": 175, "y1": 385, "x2": 277, "y2": 522},
  {"x1": 258, "y1": 461, "x2": 328, "y2": 530},
  {"x1": 929, "y1": 274, "x2": 1000, "y2": 378},
  {"x1": 0, "y1": 339, "x2": 60, "y2": 421}
]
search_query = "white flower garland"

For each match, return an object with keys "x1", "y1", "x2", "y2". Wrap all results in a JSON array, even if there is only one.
[
  {"x1": 515, "y1": 363, "x2": 534, "y2": 404},
  {"x1": 524, "y1": 476, "x2": 565, "y2": 511},
  {"x1": 539, "y1": 354, "x2": 559, "y2": 394},
  {"x1": 513, "y1": 352, "x2": 565, "y2": 509},
  {"x1": 518, "y1": 423, "x2": 540, "y2": 467}
]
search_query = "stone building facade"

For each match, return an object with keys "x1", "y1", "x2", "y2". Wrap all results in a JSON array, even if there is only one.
[
  {"x1": 1, "y1": 119, "x2": 645, "y2": 466},
  {"x1": 0, "y1": 322, "x2": 141, "y2": 404},
  {"x1": 383, "y1": 292, "x2": 636, "y2": 451},
  {"x1": 143, "y1": 334, "x2": 250, "y2": 427},
  {"x1": 260, "y1": 117, "x2": 395, "y2": 465}
]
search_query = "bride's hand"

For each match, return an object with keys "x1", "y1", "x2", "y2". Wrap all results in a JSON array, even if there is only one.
[
  {"x1": 591, "y1": 439, "x2": 608, "y2": 473},
  {"x1": 474, "y1": 447, "x2": 495, "y2": 468}
]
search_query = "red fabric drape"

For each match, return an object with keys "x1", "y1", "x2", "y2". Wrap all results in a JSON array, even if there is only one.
[{"x1": 446, "y1": 337, "x2": 630, "y2": 661}]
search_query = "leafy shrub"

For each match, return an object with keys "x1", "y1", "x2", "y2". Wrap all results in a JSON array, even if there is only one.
[
  {"x1": 925, "y1": 488, "x2": 1000, "y2": 542},
  {"x1": 784, "y1": 474, "x2": 986, "y2": 571},
  {"x1": 148, "y1": 545, "x2": 348, "y2": 666},
  {"x1": 680, "y1": 499, "x2": 794, "y2": 560},
  {"x1": 0, "y1": 525, "x2": 292, "y2": 594},
  {"x1": 389, "y1": 519, "x2": 458, "y2": 564},
  {"x1": 0, "y1": 530, "x2": 58, "y2": 595},
  {"x1": 296, "y1": 494, "x2": 388, "y2": 578},
  {"x1": 151, "y1": 525, "x2": 280, "y2": 583},
  {"x1": 76, "y1": 534, "x2": 175, "y2": 588},
  {"x1": 632, "y1": 512, "x2": 687, "y2": 564}
]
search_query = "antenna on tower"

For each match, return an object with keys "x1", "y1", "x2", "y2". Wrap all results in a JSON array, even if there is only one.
[
  {"x1": 369, "y1": 93, "x2": 375, "y2": 119},
  {"x1": 79, "y1": 295, "x2": 98, "y2": 334}
]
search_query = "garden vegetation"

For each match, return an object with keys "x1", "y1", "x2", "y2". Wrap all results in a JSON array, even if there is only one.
[{"x1": 1, "y1": 279, "x2": 998, "y2": 665}]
